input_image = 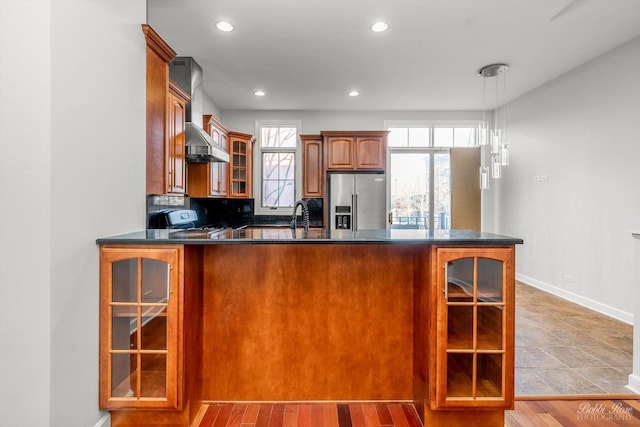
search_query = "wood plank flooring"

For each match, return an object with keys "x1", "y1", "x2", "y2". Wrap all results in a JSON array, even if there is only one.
[
  {"x1": 194, "y1": 401, "x2": 640, "y2": 427},
  {"x1": 506, "y1": 399, "x2": 640, "y2": 427},
  {"x1": 195, "y1": 403, "x2": 421, "y2": 427}
]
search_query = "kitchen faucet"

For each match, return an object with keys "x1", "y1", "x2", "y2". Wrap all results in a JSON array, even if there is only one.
[{"x1": 291, "y1": 199, "x2": 310, "y2": 233}]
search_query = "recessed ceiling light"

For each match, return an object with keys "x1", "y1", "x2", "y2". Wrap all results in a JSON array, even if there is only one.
[
  {"x1": 254, "y1": 90, "x2": 265, "y2": 97},
  {"x1": 370, "y1": 22, "x2": 388, "y2": 32},
  {"x1": 348, "y1": 91, "x2": 359, "y2": 97},
  {"x1": 216, "y1": 21, "x2": 234, "y2": 32}
]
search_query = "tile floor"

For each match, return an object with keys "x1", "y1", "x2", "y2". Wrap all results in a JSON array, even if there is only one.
[{"x1": 515, "y1": 281, "x2": 635, "y2": 395}]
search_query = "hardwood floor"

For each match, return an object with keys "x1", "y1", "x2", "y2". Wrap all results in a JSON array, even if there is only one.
[
  {"x1": 506, "y1": 399, "x2": 640, "y2": 426},
  {"x1": 194, "y1": 401, "x2": 640, "y2": 427},
  {"x1": 194, "y1": 403, "x2": 421, "y2": 427}
]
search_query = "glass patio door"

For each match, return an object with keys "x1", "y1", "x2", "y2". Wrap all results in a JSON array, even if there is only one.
[{"x1": 389, "y1": 151, "x2": 450, "y2": 229}]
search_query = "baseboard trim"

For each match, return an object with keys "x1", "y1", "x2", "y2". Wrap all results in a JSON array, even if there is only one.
[
  {"x1": 516, "y1": 273, "x2": 633, "y2": 325},
  {"x1": 627, "y1": 374, "x2": 640, "y2": 394},
  {"x1": 93, "y1": 412, "x2": 110, "y2": 427}
]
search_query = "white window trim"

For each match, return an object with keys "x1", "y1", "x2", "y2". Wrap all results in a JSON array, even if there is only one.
[
  {"x1": 385, "y1": 119, "x2": 477, "y2": 230},
  {"x1": 385, "y1": 119, "x2": 481, "y2": 149},
  {"x1": 384, "y1": 119, "x2": 482, "y2": 128},
  {"x1": 253, "y1": 120, "x2": 302, "y2": 216}
]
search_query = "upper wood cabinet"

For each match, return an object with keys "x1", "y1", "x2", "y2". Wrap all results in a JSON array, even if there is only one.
[
  {"x1": 143, "y1": 25, "x2": 189, "y2": 195},
  {"x1": 208, "y1": 116, "x2": 229, "y2": 197},
  {"x1": 228, "y1": 131, "x2": 254, "y2": 198},
  {"x1": 187, "y1": 115, "x2": 229, "y2": 198},
  {"x1": 166, "y1": 82, "x2": 189, "y2": 195},
  {"x1": 323, "y1": 131, "x2": 388, "y2": 171},
  {"x1": 300, "y1": 134, "x2": 323, "y2": 198}
]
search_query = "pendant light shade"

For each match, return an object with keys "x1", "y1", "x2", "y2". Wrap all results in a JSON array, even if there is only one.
[{"x1": 478, "y1": 63, "x2": 510, "y2": 189}]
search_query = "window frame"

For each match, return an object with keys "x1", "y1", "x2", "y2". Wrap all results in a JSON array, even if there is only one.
[
  {"x1": 385, "y1": 120, "x2": 481, "y2": 148},
  {"x1": 384, "y1": 120, "x2": 480, "y2": 230},
  {"x1": 253, "y1": 120, "x2": 302, "y2": 215}
]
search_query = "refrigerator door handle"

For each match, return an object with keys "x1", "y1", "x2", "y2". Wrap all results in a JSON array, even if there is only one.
[{"x1": 352, "y1": 193, "x2": 357, "y2": 231}]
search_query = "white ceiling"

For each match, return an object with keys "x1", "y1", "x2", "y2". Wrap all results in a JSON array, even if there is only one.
[{"x1": 148, "y1": 0, "x2": 640, "y2": 111}]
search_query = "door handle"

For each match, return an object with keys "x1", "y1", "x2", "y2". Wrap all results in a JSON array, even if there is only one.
[{"x1": 444, "y1": 263, "x2": 448, "y2": 300}]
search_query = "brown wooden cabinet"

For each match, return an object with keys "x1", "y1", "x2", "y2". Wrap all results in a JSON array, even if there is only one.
[
  {"x1": 97, "y1": 239, "x2": 517, "y2": 427},
  {"x1": 166, "y1": 82, "x2": 189, "y2": 194},
  {"x1": 228, "y1": 131, "x2": 254, "y2": 198},
  {"x1": 300, "y1": 134, "x2": 323, "y2": 198},
  {"x1": 143, "y1": 25, "x2": 189, "y2": 195},
  {"x1": 188, "y1": 115, "x2": 229, "y2": 197},
  {"x1": 323, "y1": 131, "x2": 388, "y2": 171},
  {"x1": 99, "y1": 244, "x2": 204, "y2": 426},
  {"x1": 99, "y1": 246, "x2": 183, "y2": 410},
  {"x1": 431, "y1": 246, "x2": 514, "y2": 410}
]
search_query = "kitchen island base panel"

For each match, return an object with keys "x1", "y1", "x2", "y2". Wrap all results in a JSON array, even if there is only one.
[
  {"x1": 201, "y1": 244, "x2": 417, "y2": 401},
  {"x1": 98, "y1": 233, "x2": 521, "y2": 426}
]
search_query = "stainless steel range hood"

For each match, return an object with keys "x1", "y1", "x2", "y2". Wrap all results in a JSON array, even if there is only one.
[{"x1": 169, "y1": 57, "x2": 229, "y2": 163}]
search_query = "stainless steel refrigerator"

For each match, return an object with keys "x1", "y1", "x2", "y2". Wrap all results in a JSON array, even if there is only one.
[{"x1": 329, "y1": 173, "x2": 387, "y2": 231}]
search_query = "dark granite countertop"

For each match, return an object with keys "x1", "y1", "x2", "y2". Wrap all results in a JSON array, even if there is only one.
[{"x1": 96, "y1": 227, "x2": 523, "y2": 246}]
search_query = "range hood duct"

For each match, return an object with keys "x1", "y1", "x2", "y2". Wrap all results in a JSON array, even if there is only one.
[{"x1": 169, "y1": 57, "x2": 229, "y2": 163}]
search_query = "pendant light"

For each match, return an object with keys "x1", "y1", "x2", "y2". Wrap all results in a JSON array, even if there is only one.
[{"x1": 477, "y1": 63, "x2": 510, "y2": 189}]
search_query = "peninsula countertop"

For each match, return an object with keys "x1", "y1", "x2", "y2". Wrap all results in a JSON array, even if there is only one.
[{"x1": 96, "y1": 227, "x2": 523, "y2": 245}]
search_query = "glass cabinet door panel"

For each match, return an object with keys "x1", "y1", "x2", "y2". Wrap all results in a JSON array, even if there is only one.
[
  {"x1": 140, "y1": 354, "x2": 167, "y2": 397},
  {"x1": 111, "y1": 310, "x2": 137, "y2": 350},
  {"x1": 477, "y1": 258, "x2": 503, "y2": 302},
  {"x1": 112, "y1": 259, "x2": 137, "y2": 303},
  {"x1": 141, "y1": 258, "x2": 170, "y2": 303},
  {"x1": 111, "y1": 353, "x2": 136, "y2": 397},
  {"x1": 100, "y1": 247, "x2": 181, "y2": 410},
  {"x1": 447, "y1": 306, "x2": 474, "y2": 349},
  {"x1": 446, "y1": 258, "x2": 474, "y2": 302},
  {"x1": 477, "y1": 306, "x2": 503, "y2": 350},
  {"x1": 477, "y1": 354, "x2": 503, "y2": 397},
  {"x1": 141, "y1": 311, "x2": 168, "y2": 350},
  {"x1": 447, "y1": 353, "x2": 473, "y2": 397}
]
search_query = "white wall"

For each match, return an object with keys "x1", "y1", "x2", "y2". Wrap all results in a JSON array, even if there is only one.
[
  {"x1": 488, "y1": 36, "x2": 640, "y2": 322},
  {"x1": 204, "y1": 93, "x2": 222, "y2": 119},
  {"x1": 221, "y1": 110, "x2": 484, "y2": 135},
  {"x1": 0, "y1": 1, "x2": 147, "y2": 426},
  {"x1": 0, "y1": 2, "x2": 52, "y2": 426}
]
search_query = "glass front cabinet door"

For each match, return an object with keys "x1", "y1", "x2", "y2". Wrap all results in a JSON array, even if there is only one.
[
  {"x1": 99, "y1": 246, "x2": 183, "y2": 410},
  {"x1": 432, "y1": 247, "x2": 515, "y2": 410}
]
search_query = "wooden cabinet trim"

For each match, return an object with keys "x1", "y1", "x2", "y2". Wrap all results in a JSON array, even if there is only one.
[
  {"x1": 208, "y1": 115, "x2": 230, "y2": 134},
  {"x1": 169, "y1": 80, "x2": 190, "y2": 104},
  {"x1": 142, "y1": 24, "x2": 176, "y2": 63}
]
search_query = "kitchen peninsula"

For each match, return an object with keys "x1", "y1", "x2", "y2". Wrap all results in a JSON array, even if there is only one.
[{"x1": 97, "y1": 228, "x2": 522, "y2": 427}]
